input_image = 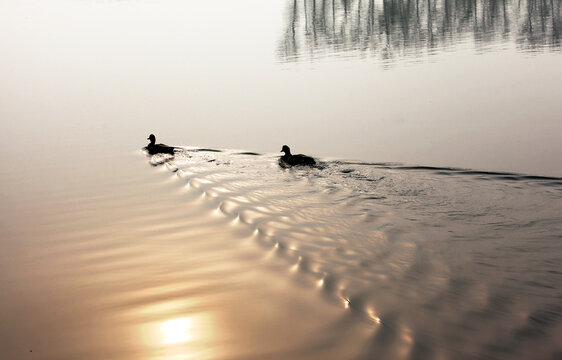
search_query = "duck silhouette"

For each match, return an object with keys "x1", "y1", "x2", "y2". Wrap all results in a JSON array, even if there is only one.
[
  {"x1": 144, "y1": 134, "x2": 176, "y2": 155},
  {"x1": 279, "y1": 145, "x2": 316, "y2": 167}
]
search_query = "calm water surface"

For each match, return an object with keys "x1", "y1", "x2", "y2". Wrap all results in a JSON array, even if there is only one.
[
  {"x1": 1, "y1": 0, "x2": 561, "y2": 359},
  {"x1": 1, "y1": 0, "x2": 561, "y2": 175}
]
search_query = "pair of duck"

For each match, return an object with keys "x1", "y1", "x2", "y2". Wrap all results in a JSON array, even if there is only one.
[{"x1": 145, "y1": 134, "x2": 316, "y2": 166}]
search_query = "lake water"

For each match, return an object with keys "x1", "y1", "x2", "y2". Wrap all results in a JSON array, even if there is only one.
[{"x1": 1, "y1": 0, "x2": 561, "y2": 359}]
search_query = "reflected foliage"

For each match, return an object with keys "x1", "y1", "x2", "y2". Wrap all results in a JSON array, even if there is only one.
[{"x1": 278, "y1": 0, "x2": 561, "y2": 63}]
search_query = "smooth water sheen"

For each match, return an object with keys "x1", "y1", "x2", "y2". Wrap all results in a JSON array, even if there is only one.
[
  {"x1": 154, "y1": 148, "x2": 562, "y2": 359},
  {"x1": 1, "y1": 0, "x2": 561, "y2": 359},
  {"x1": 2, "y1": 148, "x2": 560, "y2": 359}
]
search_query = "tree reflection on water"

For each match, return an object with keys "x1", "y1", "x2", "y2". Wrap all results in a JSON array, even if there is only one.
[{"x1": 278, "y1": 0, "x2": 561, "y2": 63}]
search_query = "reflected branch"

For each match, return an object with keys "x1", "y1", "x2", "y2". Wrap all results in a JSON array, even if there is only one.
[{"x1": 278, "y1": 0, "x2": 562, "y2": 63}]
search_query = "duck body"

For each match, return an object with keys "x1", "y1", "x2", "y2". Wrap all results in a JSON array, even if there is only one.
[
  {"x1": 279, "y1": 145, "x2": 316, "y2": 167},
  {"x1": 144, "y1": 134, "x2": 176, "y2": 155}
]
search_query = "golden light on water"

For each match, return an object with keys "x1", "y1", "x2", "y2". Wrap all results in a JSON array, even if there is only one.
[
  {"x1": 367, "y1": 309, "x2": 382, "y2": 325},
  {"x1": 161, "y1": 318, "x2": 191, "y2": 344},
  {"x1": 343, "y1": 297, "x2": 350, "y2": 309},
  {"x1": 136, "y1": 310, "x2": 217, "y2": 359}
]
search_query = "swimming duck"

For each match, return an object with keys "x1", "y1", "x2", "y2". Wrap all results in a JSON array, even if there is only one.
[
  {"x1": 279, "y1": 145, "x2": 316, "y2": 167},
  {"x1": 145, "y1": 134, "x2": 176, "y2": 155}
]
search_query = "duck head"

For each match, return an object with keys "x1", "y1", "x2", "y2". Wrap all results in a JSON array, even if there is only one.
[
  {"x1": 281, "y1": 145, "x2": 291, "y2": 155},
  {"x1": 147, "y1": 134, "x2": 156, "y2": 145}
]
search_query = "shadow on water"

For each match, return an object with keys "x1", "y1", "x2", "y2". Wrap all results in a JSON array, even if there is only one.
[
  {"x1": 330, "y1": 160, "x2": 562, "y2": 184},
  {"x1": 278, "y1": 0, "x2": 562, "y2": 63}
]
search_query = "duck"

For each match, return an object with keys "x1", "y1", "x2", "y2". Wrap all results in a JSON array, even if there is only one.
[
  {"x1": 144, "y1": 134, "x2": 176, "y2": 155},
  {"x1": 279, "y1": 145, "x2": 316, "y2": 167}
]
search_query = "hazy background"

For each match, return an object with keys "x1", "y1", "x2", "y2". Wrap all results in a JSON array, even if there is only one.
[{"x1": 1, "y1": 0, "x2": 561, "y2": 175}]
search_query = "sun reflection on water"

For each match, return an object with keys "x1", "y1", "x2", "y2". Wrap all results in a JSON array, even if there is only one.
[{"x1": 161, "y1": 318, "x2": 191, "y2": 344}]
